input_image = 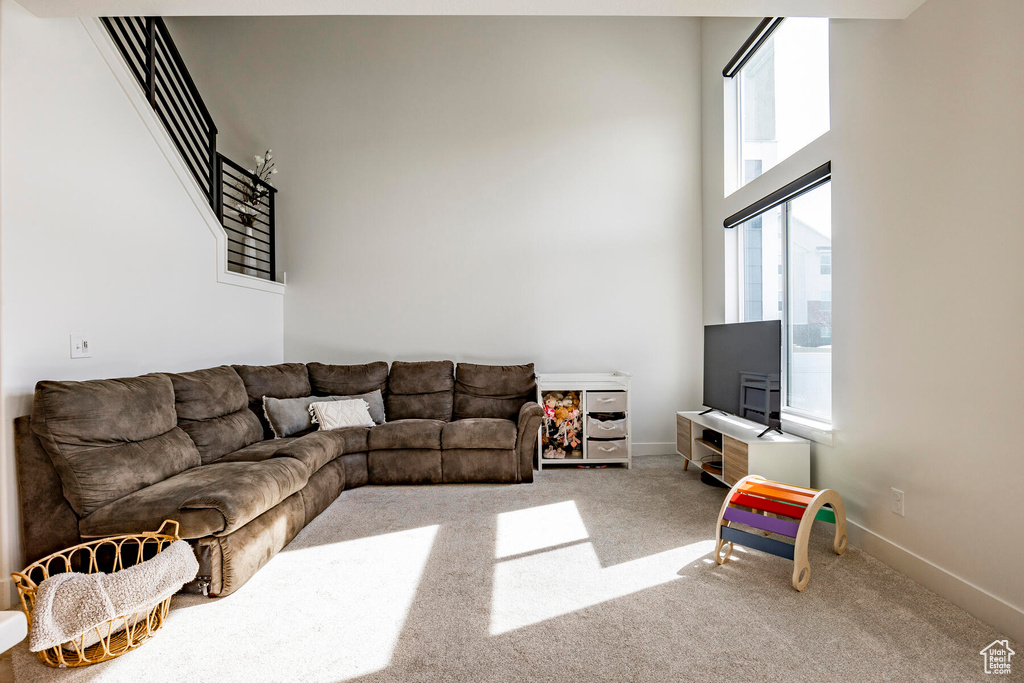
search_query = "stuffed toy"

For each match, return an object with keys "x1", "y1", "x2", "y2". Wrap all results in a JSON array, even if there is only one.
[
  {"x1": 553, "y1": 405, "x2": 570, "y2": 426},
  {"x1": 541, "y1": 391, "x2": 585, "y2": 457},
  {"x1": 543, "y1": 393, "x2": 559, "y2": 419}
]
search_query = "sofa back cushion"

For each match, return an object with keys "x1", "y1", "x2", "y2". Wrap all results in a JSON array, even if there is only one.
[
  {"x1": 307, "y1": 362, "x2": 388, "y2": 397},
  {"x1": 386, "y1": 360, "x2": 455, "y2": 422},
  {"x1": 232, "y1": 363, "x2": 312, "y2": 439},
  {"x1": 30, "y1": 374, "x2": 201, "y2": 516},
  {"x1": 166, "y1": 366, "x2": 263, "y2": 464},
  {"x1": 454, "y1": 363, "x2": 536, "y2": 421}
]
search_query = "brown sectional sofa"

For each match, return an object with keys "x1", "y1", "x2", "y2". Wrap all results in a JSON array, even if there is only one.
[{"x1": 15, "y1": 360, "x2": 543, "y2": 597}]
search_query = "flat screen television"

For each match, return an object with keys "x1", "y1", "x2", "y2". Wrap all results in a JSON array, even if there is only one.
[{"x1": 703, "y1": 321, "x2": 782, "y2": 428}]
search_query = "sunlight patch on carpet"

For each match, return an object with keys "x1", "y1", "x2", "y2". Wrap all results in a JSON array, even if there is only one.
[
  {"x1": 35, "y1": 525, "x2": 444, "y2": 683},
  {"x1": 495, "y1": 500, "x2": 589, "y2": 558},
  {"x1": 267, "y1": 525, "x2": 440, "y2": 681},
  {"x1": 490, "y1": 503, "x2": 715, "y2": 635}
]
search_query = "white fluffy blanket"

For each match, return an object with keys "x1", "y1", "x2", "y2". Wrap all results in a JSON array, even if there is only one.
[{"x1": 29, "y1": 539, "x2": 198, "y2": 652}]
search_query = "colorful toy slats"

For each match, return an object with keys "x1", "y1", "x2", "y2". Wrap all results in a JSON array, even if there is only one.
[
  {"x1": 720, "y1": 526, "x2": 795, "y2": 561},
  {"x1": 749, "y1": 479, "x2": 820, "y2": 496},
  {"x1": 739, "y1": 482, "x2": 817, "y2": 505},
  {"x1": 722, "y1": 507, "x2": 800, "y2": 538},
  {"x1": 716, "y1": 476, "x2": 848, "y2": 591},
  {"x1": 730, "y1": 492, "x2": 806, "y2": 519},
  {"x1": 730, "y1": 492, "x2": 839, "y2": 525}
]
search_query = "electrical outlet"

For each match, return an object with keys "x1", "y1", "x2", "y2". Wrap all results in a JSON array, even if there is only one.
[
  {"x1": 70, "y1": 334, "x2": 92, "y2": 359},
  {"x1": 890, "y1": 488, "x2": 905, "y2": 517}
]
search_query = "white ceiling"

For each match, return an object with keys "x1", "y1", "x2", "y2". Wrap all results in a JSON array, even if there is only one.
[{"x1": 20, "y1": 0, "x2": 929, "y2": 20}]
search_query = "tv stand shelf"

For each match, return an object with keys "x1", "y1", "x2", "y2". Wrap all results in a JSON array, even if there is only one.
[
  {"x1": 676, "y1": 411, "x2": 809, "y2": 487},
  {"x1": 694, "y1": 438, "x2": 723, "y2": 455}
]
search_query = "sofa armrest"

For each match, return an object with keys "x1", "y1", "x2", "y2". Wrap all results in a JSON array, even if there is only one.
[
  {"x1": 14, "y1": 416, "x2": 81, "y2": 564},
  {"x1": 515, "y1": 402, "x2": 544, "y2": 483}
]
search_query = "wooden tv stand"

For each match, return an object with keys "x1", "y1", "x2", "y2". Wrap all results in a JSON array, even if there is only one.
[{"x1": 676, "y1": 411, "x2": 810, "y2": 487}]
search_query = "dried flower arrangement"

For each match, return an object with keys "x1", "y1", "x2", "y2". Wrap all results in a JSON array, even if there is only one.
[{"x1": 234, "y1": 149, "x2": 278, "y2": 228}]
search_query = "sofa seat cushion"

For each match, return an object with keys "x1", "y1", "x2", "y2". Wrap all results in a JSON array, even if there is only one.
[
  {"x1": 385, "y1": 361, "x2": 455, "y2": 422},
  {"x1": 317, "y1": 426, "x2": 370, "y2": 456},
  {"x1": 454, "y1": 363, "x2": 536, "y2": 421},
  {"x1": 79, "y1": 458, "x2": 309, "y2": 540},
  {"x1": 368, "y1": 419, "x2": 443, "y2": 450},
  {"x1": 271, "y1": 432, "x2": 342, "y2": 475},
  {"x1": 442, "y1": 418, "x2": 516, "y2": 450},
  {"x1": 31, "y1": 374, "x2": 201, "y2": 516},
  {"x1": 214, "y1": 438, "x2": 296, "y2": 463},
  {"x1": 217, "y1": 431, "x2": 346, "y2": 476}
]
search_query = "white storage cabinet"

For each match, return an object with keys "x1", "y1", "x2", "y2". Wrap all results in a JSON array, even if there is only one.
[{"x1": 537, "y1": 372, "x2": 631, "y2": 469}]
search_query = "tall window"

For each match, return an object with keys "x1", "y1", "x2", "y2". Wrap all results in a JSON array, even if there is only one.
[
  {"x1": 726, "y1": 17, "x2": 833, "y2": 427},
  {"x1": 738, "y1": 181, "x2": 832, "y2": 422},
  {"x1": 728, "y1": 18, "x2": 830, "y2": 192}
]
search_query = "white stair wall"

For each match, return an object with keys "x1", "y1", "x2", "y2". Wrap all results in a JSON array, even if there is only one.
[{"x1": 0, "y1": 2, "x2": 284, "y2": 606}]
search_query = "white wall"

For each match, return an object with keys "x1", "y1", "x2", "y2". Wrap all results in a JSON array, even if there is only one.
[
  {"x1": 2, "y1": 0, "x2": 1018, "y2": 640},
  {"x1": 0, "y1": 1, "x2": 285, "y2": 606},
  {"x1": 169, "y1": 16, "x2": 705, "y2": 448},
  {"x1": 701, "y1": 0, "x2": 1024, "y2": 639}
]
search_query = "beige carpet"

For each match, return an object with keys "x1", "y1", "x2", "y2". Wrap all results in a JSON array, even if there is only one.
[{"x1": 11, "y1": 455, "x2": 1019, "y2": 682}]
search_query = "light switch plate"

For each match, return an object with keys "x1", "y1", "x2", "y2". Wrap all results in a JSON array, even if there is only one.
[{"x1": 70, "y1": 334, "x2": 91, "y2": 359}]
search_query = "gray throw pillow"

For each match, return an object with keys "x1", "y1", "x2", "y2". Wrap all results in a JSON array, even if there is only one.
[
  {"x1": 348, "y1": 390, "x2": 386, "y2": 426},
  {"x1": 263, "y1": 390, "x2": 386, "y2": 438}
]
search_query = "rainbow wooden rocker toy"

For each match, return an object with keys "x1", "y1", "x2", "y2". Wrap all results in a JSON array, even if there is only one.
[{"x1": 715, "y1": 475, "x2": 847, "y2": 591}]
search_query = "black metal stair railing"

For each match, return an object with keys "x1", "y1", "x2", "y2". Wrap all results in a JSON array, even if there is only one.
[
  {"x1": 217, "y1": 154, "x2": 276, "y2": 280},
  {"x1": 101, "y1": 17, "x2": 278, "y2": 282}
]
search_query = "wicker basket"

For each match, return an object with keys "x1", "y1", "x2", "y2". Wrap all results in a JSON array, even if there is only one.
[{"x1": 10, "y1": 519, "x2": 181, "y2": 668}]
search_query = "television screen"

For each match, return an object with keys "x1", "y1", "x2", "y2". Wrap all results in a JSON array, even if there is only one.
[{"x1": 703, "y1": 321, "x2": 782, "y2": 427}]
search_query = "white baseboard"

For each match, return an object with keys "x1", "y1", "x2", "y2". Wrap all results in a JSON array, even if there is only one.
[
  {"x1": 632, "y1": 443, "x2": 675, "y2": 456},
  {"x1": 847, "y1": 520, "x2": 1023, "y2": 643}
]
